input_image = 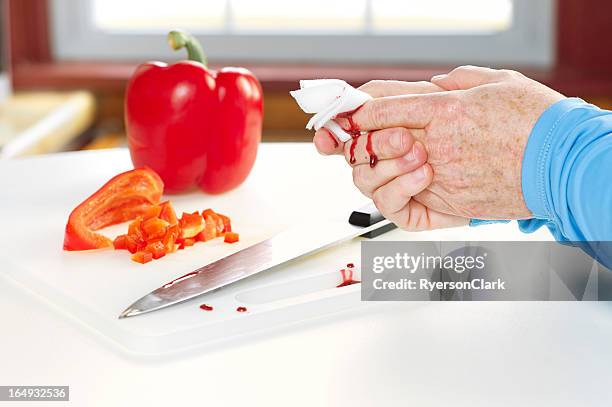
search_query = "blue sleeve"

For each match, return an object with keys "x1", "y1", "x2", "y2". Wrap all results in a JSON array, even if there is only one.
[
  {"x1": 472, "y1": 98, "x2": 612, "y2": 267},
  {"x1": 520, "y1": 97, "x2": 612, "y2": 240}
]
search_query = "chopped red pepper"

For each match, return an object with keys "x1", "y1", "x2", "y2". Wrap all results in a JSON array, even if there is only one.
[
  {"x1": 142, "y1": 217, "x2": 170, "y2": 240},
  {"x1": 179, "y1": 211, "x2": 205, "y2": 239},
  {"x1": 120, "y1": 207, "x2": 236, "y2": 262},
  {"x1": 131, "y1": 251, "x2": 153, "y2": 264},
  {"x1": 113, "y1": 234, "x2": 129, "y2": 250},
  {"x1": 64, "y1": 168, "x2": 237, "y2": 263},
  {"x1": 143, "y1": 205, "x2": 162, "y2": 220},
  {"x1": 180, "y1": 238, "x2": 196, "y2": 249},
  {"x1": 163, "y1": 224, "x2": 180, "y2": 253},
  {"x1": 144, "y1": 241, "x2": 166, "y2": 259},
  {"x1": 217, "y1": 213, "x2": 232, "y2": 233},
  {"x1": 127, "y1": 217, "x2": 141, "y2": 233},
  {"x1": 125, "y1": 235, "x2": 140, "y2": 254},
  {"x1": 224, "y1": 232, "x2": 239, "y2": 243},
  {"x1": 201, "y1": 216, "x2": 219, "y2": 241},
  {"x1": 202, "y1": 209, "x2": 225, "y2": 235},
  {"x1": 63, "y1": 167, "x2": 163, "y2": 251},
  {"x1": 159, "y1": 201, "x2": 178, "y2": 225},
  {"x1": 201, "y1": 209, "x2": 216, "y2": 218}
]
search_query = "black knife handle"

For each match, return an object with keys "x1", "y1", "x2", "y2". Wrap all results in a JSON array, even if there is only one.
[{"x1": 349, "y1": 203, "x2": 397, "y2": 238}]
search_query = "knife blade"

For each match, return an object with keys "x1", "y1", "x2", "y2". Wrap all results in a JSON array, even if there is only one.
[{"x1": 119, "y1": 205, "x2": 394, "y2": 319}]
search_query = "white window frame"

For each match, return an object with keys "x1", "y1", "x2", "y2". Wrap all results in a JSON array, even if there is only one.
[
  {"x1": 0, "y1": 74, "x2": 9, "y2": 103},
  {"x1": 0, "y1": 10, "x2": 10, "y2": 103},
  {"x1": 50, "y1": 0, "x2": 555, "y2": 67}
]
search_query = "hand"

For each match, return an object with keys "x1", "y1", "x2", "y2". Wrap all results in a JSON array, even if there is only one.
[
  {"x1": 344, "y1": 66, "x2": 566, "y2": 220},
  {"x1": 313, "y1": 80, "x2": 468, "y2": 230}
]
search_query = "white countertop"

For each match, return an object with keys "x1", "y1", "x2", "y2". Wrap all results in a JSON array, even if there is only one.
[{"x1": 2, "y1": 143, "x2": 612, "y2": 407}]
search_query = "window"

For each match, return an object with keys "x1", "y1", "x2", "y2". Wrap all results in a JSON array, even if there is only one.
[
  {"x1": 91, "y1": 0, "x2": 512, "y2": 33},
  {"x1": 51, "y1": 0, "x2": 554, "y2": 67}
]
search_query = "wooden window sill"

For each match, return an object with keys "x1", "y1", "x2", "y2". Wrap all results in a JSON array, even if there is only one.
[{"x1": 12, "y1": 61, "x2": 612, "y2": 98}]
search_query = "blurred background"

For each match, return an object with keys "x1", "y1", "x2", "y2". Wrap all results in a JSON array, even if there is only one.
[{"x1": 0, "y1": 0, "x2": 610, "y2": 157}]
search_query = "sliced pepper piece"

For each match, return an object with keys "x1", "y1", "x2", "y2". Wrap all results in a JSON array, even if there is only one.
[
  {"x1": 144, "y1": 241, "x2": 166, "y2": 259},
  {"x1": 163, "y1": 224, "x2": 180, "y2": 253},
  {"x1": 224, "y1": 232, "x2": 239, "y2": 243},
  {"x1": 128, "y1": 217, "x2": 145, "y2": 241},
  {"x1": 179, "y1": 238, "x2": 196, "y2": 249},
  {"x1": 63, "y1": 167, "x2": 163, "y2": 251},
  {"x1": 201, "y1": 209, "x2": 216, "y2": 218},
  {"x1": 113, "y1": 234, "x2": 129, "y2": 250},
  {"x1": 202, "y1": 209, "x2": 224, "y2": 235},
  {"x1": 217, "y1": 213, "x2": 232, "y2": 233},
  {"x1": 200, "y1": 215, "x2": 218, "y2": 241},
  {"x1": 159, "y1": 201, "x2": 178, "y2": 226},
  {"x1": 179, "y1": 211, "x2": 205, "y2": 239},
  {"x1": 143, "y1": 205, "x2": 162, "y2": 220},
  {"x1": 132, "y1": 251, "x2": 153, "y2": 264},
  {"x1": 142, "y1": 217, "x2": 170, "y2": 240},
  {"x1": 125, "y1": 235, "x2": 140, "y2": 254}
]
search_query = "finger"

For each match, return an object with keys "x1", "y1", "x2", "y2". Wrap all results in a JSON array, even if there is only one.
[
  {"x1": 334, "y1": 81, "x2": 445, "y2": 131},
  {"x1": 342, "y1": 127, "x2": 426, "y2": 166},
  {"x1": 352, "y1": 141, "x2": 427, "y2": 197},
  {"x1": 431, "y1": 65, "x2": 509, "y2": 90},
  {"x1": 313, "y1": 128, "x2": 343, "y2": 155},
  {"x1": 372, "y1": 163, "x2": 433, "y2": 215},
  {"x1": 385, "y1": 200, "x2": 469, "y2": 232},
  {"x1": 349, "y1": 93, "x2": 444, "y2": 131},
  {"x1": 314, "y1": 80, "x2": 445, "y2": 156},
  {"x1": 358, "y1": 80, "x2": 445, "y2": 98}
]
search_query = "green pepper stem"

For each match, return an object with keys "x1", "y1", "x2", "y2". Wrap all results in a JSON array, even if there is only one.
[{"x1": 167, "y1": 30, "x2": 208, "y2": 67}]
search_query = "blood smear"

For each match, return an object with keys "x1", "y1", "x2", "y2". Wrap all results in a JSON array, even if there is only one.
[
  {"x1": 337, "y1": 268, "x2": 360, "y2": 288},
  {"x1": 366, "y1": 132, "x2": 378, "y2": 168}
]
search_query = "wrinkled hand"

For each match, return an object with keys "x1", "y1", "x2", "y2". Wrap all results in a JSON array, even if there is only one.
[
  {"x1": 314, "y1": 66, "x2": 565, "y2": 224},
  {"x1": 314, "y1": 80, "x2": 468, "y2": 231}
]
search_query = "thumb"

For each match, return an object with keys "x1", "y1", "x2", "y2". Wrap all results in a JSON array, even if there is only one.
[{"x1": 431, "y1": 65, "x2": 508, "y2": 90}]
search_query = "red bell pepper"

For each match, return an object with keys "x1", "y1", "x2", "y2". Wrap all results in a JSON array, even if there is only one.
[
  {"x1": 63, "y1": 168, "x2": 163, "y2": 251},
  {"x1": 125, "y1": 30, "x2": 263, "y2": 194}
]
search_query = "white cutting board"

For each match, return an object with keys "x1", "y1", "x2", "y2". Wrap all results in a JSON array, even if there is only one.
[{"x1": 0, "y1": 143, "x2": 551, "y2": 357}]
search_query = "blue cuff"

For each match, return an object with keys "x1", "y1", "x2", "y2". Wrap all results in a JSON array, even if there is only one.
[
  {"x1": 521, "y1": 98, "x2": 588, "y2": 219},
  {"x1": 469, "y1": 219, "x2": 511, "y2": 227}
]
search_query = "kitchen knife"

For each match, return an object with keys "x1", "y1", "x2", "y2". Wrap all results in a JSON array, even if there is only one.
[{"x1": 119, "y1": 204, "x2": 395, "y2": 319}]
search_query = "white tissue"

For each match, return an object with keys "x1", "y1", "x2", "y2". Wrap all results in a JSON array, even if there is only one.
[{"x1": 289, "y1": 79, "x2": 372, "y2": 142}]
